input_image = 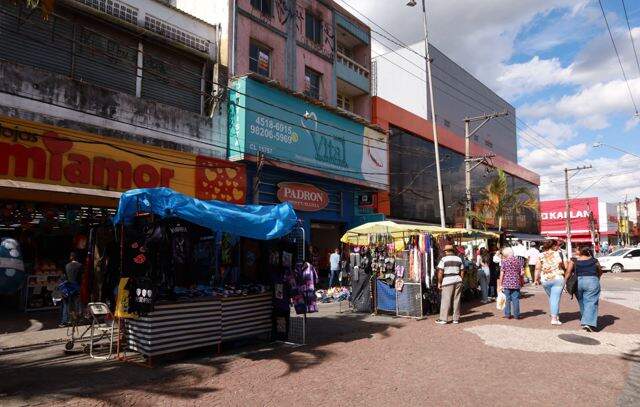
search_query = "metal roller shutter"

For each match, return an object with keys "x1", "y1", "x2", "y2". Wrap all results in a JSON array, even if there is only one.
[
  {"x1": 141, "y1": 42, "x2": 203, "y2": 113},
  {"x1": 73, "y1": 22, "x2": 137, "y2": 95},
  {"x1": 0, "y1": 2, "x2": 73, "y2": 77}
]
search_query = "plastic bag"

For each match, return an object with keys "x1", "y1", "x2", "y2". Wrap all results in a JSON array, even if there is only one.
[{"x1": 496, "y1": 291, "x2": 506, "y2": 310}]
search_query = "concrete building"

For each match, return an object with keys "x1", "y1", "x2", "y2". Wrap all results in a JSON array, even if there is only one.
[
  {"x1": 177, "y1": 0, "x2": 373, "y2": 120},
  {"x1": 374, "y1": 43, "x2": 518, "y2": 163},
  {"x1": 0, "y1": 0, "x2": 247, "y2": 310}
]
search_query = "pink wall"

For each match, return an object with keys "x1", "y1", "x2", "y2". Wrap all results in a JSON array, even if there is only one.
[
  {"x1": 235, "y1": 1, "x2": 287, "y2": 84},
  {"x1": 296, "y1": 48, "x2": 333, "y2": 101},
  {"x1": 353, "y1": 94, "x2": 371, "y2": 119}
]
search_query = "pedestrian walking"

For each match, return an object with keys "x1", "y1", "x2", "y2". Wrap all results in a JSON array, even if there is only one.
[
  {"x1": 535, "y1": 240, "x2": 568, "y2": 325},
  {"x1": 526, "y1": 243, "x2": 540, "y2": 283},
  {"x1": 567, "y1": 246, "x2": 602, "y2": 332},
  {"x1": 328, "y1": 248, "x2": 341, "y2": 288},
  {"x1": 435, "y1": 245, "x2": 465, "y2": 324},
  {"x1": 498, "y1": 247, "x2": 523, "y2": 319},
  {"x1": 476, "y1": 247, "x2": 491, "y2": 303},
  {"x1": 488, "y1": 246, "x2": 500, "y2": 299}
]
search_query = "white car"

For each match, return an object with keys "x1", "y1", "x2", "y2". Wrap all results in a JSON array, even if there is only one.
[{"x1": 597, "y1": 248, "x2": 640, "y2": 273}]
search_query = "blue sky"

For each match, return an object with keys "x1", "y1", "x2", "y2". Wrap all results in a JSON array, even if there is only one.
[{"x1": 335, "y1": 0, "x2": 640, "y2": 202}]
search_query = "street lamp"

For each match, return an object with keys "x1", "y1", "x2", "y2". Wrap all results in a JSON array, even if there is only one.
[{"x1": 406, "y1": 0, "x2": 446, "y2": 228}]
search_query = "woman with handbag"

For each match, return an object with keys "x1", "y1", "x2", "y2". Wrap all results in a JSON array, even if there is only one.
[
  {"x1": 535, "y1": 240, "x2": 568, "y2": 325},
  {"x1": 566, "y1": 246, "x2": 602, "y2": 332}
]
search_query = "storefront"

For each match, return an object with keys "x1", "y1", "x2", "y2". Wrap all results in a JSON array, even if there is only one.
[
  {"x1": 0, "y1": 116, "x2": 246, "y2": 310},
  {"x1": 540, "y1": 197, "x2": 618, "y2": 246},
  {"x1": 228, "y1": 75, "x2": 389, "y2": 277}
]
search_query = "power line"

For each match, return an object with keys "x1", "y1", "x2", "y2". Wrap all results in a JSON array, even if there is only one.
[
  {"x1": 622, "y1": 0, "x2": 640, "y2": 80},
  {"x1": 599, "y1": 0, "x2": 639, "y2": 114}
]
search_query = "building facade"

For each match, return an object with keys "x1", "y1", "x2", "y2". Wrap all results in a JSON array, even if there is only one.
[
  {"x1": 374, "y1": 43, "x2": 518, "y2": 163},
  {"x1": 178, "y1": 0, "x2": 373, "y2": 120},
  {"x1": 372, "y1": 97, "x2": 540, "y2": 233},
  {"x1": 0, "y1": 0, "x2": 245, "y2": 309}
]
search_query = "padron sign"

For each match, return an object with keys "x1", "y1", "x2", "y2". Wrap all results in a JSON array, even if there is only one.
[{"x1": 276, "y1": 182, "x2": 328, "y2": 212}]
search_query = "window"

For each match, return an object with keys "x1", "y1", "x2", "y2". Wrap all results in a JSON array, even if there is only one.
[
  {"x1": 305, "y1": 10, "x2": 322, "y2": 44},
  {"x1": 337, "y1": 93, "x2": 353, "y2": 112},
  {"x1": 305, "y1": 67, "x2": 321, "y2": 99},
  {"x1": 337, "y1": 42, "x2": 353, "y2": 58},
  {"x1": 249, "y1": 41, "x2": 270, "y2": 77},
  {"x1": 250, "y1": 0, "x2": 272, "y2": 15},
  {"x1": 628, "y1": 249, "x2": 640, "y2": 257},
  {"x1": 443, "y1": 119, "x2": 451, "y2": 128}
]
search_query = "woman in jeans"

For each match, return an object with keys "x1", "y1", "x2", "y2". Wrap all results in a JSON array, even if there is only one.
[
  {"x1": 476, "y1": 248, "x2": 491, "y2": 303},
  {"x1": 567, "y1": 246, "x2": 602, "y2": 332},
  {"x1": 535, "y1": 240, "x2": 568, "y2": 325},
  {"x1": 498, "y1": 247, "x2": 523, "y2": 319}
]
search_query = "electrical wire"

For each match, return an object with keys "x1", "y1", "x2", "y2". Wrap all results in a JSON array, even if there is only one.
[
  {"x1": 599, "y1": 0, "x2": 639, "y2": 114},
  {"x1": 622, "y1": 0, "x2": 640, "y2": 80}
]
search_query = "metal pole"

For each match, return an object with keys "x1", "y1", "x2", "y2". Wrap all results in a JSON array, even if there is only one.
[
  {"x1": 564, "y1": 168, "x2": 572, "y2": 256},
  {"x1": 464, "y1": 120, "x2": 471, "y2": 230},
  {"x1": 420, "y1": 0, "x2": 446, "y2": 228}
]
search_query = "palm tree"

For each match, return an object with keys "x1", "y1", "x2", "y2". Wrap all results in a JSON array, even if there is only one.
[{"x1": 469, "y1": 169, "x2": 538, "y2": 232}]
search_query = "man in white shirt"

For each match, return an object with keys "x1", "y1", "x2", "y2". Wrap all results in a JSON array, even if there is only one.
[
  {"x1": 436, "y1": 245, "x2": 465, "y2": 324},
  {"x1": 526, "y1": 243, "x2": 541, "y2": 283},
  {"x1": 328, "y1": 248, "x2": 341, "y2": 287}
]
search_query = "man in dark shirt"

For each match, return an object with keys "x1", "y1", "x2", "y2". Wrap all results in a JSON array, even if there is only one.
[{"x1": 60, "y1": 252, "x2": 82, "y2": 327}]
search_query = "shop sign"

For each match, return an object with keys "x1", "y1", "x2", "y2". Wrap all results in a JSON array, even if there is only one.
[
  {"x1": 276, "y1": 182, "x2": 328, "y2": 212},
  {"x1": 0, "y1": 117, "x2": 247, "y2": 203},
  {"x1": 229, "y1": 77, "x2": 389, "y2": 189},
  {"x1": 540, "y1": 197, "x2": 598, "y2": 234}
]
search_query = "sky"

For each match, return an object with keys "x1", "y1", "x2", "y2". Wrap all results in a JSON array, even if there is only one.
[{"x1": 335, "y1": 0, "x2": 640, "y2": 204}]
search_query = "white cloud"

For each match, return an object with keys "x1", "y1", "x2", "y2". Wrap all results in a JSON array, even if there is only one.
[
  {"x1": 495, "y1": 57, "x2": 573, "y2": 98},
  {"x1": 527, "y1": 118, "x2": 577, "y2": 144}
]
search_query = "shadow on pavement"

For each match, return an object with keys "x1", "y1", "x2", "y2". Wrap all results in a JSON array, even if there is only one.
[
  {"x1": 559, "y1": 312, "x2": 619, "y2": 330},
  {"x1": 0, "y1": 313, "x2": 401, "y2": 404},
  {"x1": 0, "y1": 310, "x2": 60, "y2": 335}
]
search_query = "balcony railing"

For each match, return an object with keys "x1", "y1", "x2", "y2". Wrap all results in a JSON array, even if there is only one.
[{"x1": 337, "y1": 52, "x2": 370, "y2": 79}]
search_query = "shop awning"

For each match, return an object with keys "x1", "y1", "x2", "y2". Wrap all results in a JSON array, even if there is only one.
[
  {"x1": 505, "y1": 232, "x2": 549, "y2": 242},
  {"x1": 0, "y1": 179, "x2": 122, "y2": 207},
  {"x1": 340, "y1": 221, "x2": 500, "y2": 245},
  {"x1": 113, "y1": 188, "x2": 297, "y2": 240}
]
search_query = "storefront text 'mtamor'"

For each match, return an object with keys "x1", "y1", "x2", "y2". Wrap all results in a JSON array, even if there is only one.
[{"x1": 0, "y1": 129, "x2": 175, "y2": 190}]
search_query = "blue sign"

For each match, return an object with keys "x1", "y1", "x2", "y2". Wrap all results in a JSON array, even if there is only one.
[{"x1": 228, "y1": 77, "x2": 388, "y2": 189}]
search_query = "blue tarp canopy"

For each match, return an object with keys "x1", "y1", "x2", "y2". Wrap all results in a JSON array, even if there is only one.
[{"x1": 113, "y1": 188, "x2": 297, "y2": 241}]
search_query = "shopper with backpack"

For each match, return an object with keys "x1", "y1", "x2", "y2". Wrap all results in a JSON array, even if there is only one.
[
  {"x1": 534, "y1": 240, "x2": 569, "y2": 325},
  {"x1": 566, "y1": 246, "x2": 602, "y2": 332}
]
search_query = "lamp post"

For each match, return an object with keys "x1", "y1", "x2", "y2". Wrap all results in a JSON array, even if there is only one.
[{"x1": 407, "y1": 0, "x2": 446, "y2": 227}]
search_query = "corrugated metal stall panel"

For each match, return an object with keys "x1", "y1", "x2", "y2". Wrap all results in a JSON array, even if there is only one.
[
  {"x1": 0, "y1": 2, "x2": 73, "y2": 77},
  {"x1": 73, "y1": 22, "x2": 137, "y2": 95},
  {"x1": 141, "y1": 42, "x2": 203, "y2": 113}
]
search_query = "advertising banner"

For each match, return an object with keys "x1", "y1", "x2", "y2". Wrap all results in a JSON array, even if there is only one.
[
  {"x1": 0, "y1": 116, "x2": 246, "y2": 203},
  {"x1": 540, "y1": 197, "x2": 599, "y2": 235},
  {"x1": 228, "y1": 77, "x2": 388, "y2": 189}
]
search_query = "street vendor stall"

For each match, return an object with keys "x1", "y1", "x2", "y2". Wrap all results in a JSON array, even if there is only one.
[
  {"x1": 111, "y1": 188, "x2": 299, "y2": 360},
  {"x1": 340, "y1": 221, "x2": 499, "y2": 318}
]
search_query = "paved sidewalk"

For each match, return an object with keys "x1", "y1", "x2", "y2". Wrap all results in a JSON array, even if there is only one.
[{"x1": 0, "y1": 285, "x2": 638, "y2": 407}]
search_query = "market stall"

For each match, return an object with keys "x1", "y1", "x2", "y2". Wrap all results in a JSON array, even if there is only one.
[
  {"x1": 110, "y1": 188, "x2": 302, "y2": 360},
  {"x1": 340, "y1": 221, "x2": 499, "y2": 318}
]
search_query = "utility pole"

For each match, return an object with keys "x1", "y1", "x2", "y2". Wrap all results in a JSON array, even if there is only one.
[
  {"x1": 407, "y1": 0, "x2": 446, "y2": 227},
  {"x1": 564, "y1": 165, "x2": 592, "y2": 255},
  {"x1": 464, "y1": 111, "x2": 508, "y2": 229}
]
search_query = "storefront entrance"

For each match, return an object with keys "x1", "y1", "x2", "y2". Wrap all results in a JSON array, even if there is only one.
[{"x1": 310, "y1": 221, "x2": 344, "y2": 282}]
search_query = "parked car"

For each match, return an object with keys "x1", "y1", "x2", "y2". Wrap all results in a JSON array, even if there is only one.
[{"x1": 597, "y1": 248, "x2": 640, "y2": 273}]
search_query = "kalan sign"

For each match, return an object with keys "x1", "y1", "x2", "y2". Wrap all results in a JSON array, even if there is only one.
[{"x1": 540, "y1": 197, "x2": 599, "y2": 234}]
